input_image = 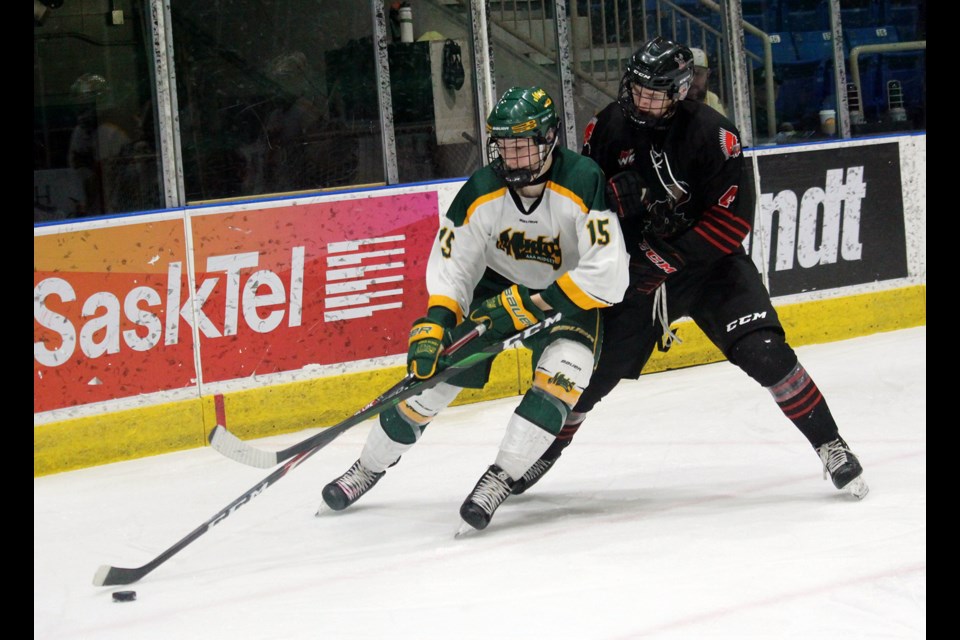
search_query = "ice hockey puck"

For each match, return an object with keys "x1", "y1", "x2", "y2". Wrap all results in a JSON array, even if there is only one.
[{"x1": 112, "y1": 590, "x2": 136, "y2": 602}]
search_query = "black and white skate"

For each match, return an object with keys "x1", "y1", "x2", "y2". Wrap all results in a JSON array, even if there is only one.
[
  {"x1": 816, "y1": 437, "x2": 869, "y2": 499},
  {"x1": 458, "y1": 464, "x2": 516, "y2": 532},
  {"x1": 319, "y1": 459, "x2": 385, "y2": 513},
  {"x1": 511, "y1": 456, "x2": 557, "y2": 495}
]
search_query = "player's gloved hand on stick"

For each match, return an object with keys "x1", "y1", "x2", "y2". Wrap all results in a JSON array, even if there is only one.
[
  {"x1": 605, "y1": 170, "x2": 648, "y2": 220},
  {"x1": 607, "y1": 170, "x2": 693, "y2": 238},
  {"x1": 407, "y1": 317, "x2": 452, "y2": 380},
  {"x1": 469, "y1": 284, "x2": 545, "y2": 338},
  {"x1": 628, "y1": 236, "x2": 686, "y2": 296}
]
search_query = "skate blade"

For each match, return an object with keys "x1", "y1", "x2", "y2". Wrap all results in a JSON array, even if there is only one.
[
  {"x1": 845, "y1": 476, "x2": 869, "y2": 500},
  {"x1": 454, "y1": 519, "x2": 480, "y2": 539},
  {"x1": 315, "y1": 502, "x2": 331, "y2": 517}
]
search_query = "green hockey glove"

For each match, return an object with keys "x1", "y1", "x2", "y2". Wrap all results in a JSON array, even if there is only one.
[
  {"x1": 407, "y1": 318, "x2": 451, "y2": 379},
  {"x1": 469, "y1": 284, "x2": 545, "y2": 338}
]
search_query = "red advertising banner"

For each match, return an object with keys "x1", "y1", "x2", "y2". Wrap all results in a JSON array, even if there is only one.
[
  {"x1": 34, "y1": 219, "x2": 197, "y2": 413},
  {"x1": 34, "y1": 191, "x2": 439, "y2": 415},
  {"x1": 190, "y1": 191, "x2": 438, "y2": 383}
]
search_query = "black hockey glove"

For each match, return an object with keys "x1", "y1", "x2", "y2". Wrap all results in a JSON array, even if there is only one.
[
  {"x1": 628, "y1": 236, "x2": 686, "y2": 296},
  {"x1": 642, "y1": 195, "x2": 695, "y2": 238},
  {"x1": 605, "y1": 170, "x2": 647, "y2": 220},
  {"x1": 607, "y1": 171, "x2": 694, "y2": 238}
]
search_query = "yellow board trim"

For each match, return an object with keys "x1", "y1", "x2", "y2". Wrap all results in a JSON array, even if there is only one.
[{"x1": 34, "y1": 285, "x2": 925, "y2": 476}]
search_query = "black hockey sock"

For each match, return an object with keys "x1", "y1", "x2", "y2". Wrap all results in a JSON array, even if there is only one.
[
  {"x1": 768, "y1": 362, "x2": 840, "y2": 448},
  {"x1": 542, "y1": 411, "x2": 586, "y2": 461}
]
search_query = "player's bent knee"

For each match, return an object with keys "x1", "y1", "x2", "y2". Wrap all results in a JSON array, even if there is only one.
[
  {"x1": 380, "y1": 383, "x2": 461, "y2": 444},
  {"x1": 516, "y1": 388, "x2": 568, "y2": 436},
  {"x1": 518, "y1": 340, "x2": 595, "y2": 434},
  {"x1": 727, "y1": 329, "x2": 797, "y2": 387}
]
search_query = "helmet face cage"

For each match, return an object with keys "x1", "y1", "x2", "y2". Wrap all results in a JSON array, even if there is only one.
[
  {"x1": 485, "y1": 86, "x2": 560, "y2": 188},
  {"x1": 486, "y1": 135, "x2": 556, "y2": 188},
  {"x1": 618, "y1": 37, "x2": 694, "y2": 129}
]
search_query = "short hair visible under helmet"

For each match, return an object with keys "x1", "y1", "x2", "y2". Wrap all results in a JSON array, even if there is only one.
[{"x1": 617, "y1": 36, "x2": 694, "y2": 129}]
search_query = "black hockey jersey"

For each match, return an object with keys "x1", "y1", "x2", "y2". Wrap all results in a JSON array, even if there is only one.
[{"x1": 581, "y1": 99, "x2": 752, "y2": 266}]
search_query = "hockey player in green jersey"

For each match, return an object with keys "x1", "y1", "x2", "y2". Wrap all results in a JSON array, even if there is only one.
[{"x1": 321, "y1": 86, "x2": 629, "y2": 531}]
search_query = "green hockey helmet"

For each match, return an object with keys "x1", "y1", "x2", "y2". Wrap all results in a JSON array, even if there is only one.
[{"x1": 485, "y1": 86, "x2": 560, "y2": 188}]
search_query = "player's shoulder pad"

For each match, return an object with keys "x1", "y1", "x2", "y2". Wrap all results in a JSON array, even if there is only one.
[
  {"x1": 446, "y1": 166, "x2": 507, "y2": 226},
  {"x1": 682, "y1": 101, "x2": 743, "y2": 161},
  {"x1": 581, "y1": 102, "x2": 622, "y2": 153},
  {"x1": 549, "y1": 147, "x2": 608, "y2": 211}
]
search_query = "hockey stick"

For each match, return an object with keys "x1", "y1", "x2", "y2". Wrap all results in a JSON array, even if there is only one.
[
  {"x1": 209, "y1": 312, "x2": 563, "y2": 468},
  {"x1": 208, "y1": 322, "x2": 484, "y2": 468},
  {"x1": 93, "y1": 443, "x2": 321, "y2": 587},
  {"x1": 93, "y1": 313, "x2": 560, "y2": 587}
]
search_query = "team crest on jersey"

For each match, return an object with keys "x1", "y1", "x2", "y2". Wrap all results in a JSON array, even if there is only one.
[
  {"x1": 496, "y1": 229, "x2": 562, "y2": 270},
  {"x1": 617, "y1": 149, "x2": 636, "y2": 167},
  {"x1": 719, "y1": 128, "x2": 741, "y2": 159}
]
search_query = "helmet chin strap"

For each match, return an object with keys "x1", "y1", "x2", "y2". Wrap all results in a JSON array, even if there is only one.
[
  {"x1": 509, "y1": 142, "x2": 556, "y2": 192},
  {"x1": 527, "y1": 137, "x2": 559, "y2": 185}
]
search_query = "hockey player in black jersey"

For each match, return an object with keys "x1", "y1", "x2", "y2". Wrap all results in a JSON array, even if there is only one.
[{"x1": 513, "y1": 36, "x2": 869, "y2": 500}]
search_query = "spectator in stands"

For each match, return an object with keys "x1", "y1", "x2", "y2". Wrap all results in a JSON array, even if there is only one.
[
  {"x1": 688, "y1": 48, "x2": 727, "y2": 116},
  {"x1": 250, "y1": 51, "x2": 350, "y2": 194},
  {"x1": 752, "y1": 66, "x2": 799, "y2": 145},
  {"x1": 67, "y1": 73, "x2": 133, "y2": 216}
]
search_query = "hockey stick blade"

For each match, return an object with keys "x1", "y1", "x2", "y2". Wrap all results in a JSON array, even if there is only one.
[
  {"x1": 209, "y1": 313, "x2": 563, "y2": 469},
  {"x1": 208, "y1": 424, "x2": 278, "y2": 469},
  {"x1": 206, "y1": 325, "x2": 480, "y2": 468},
  {"x1": 93, "y1": 447, "x2": 319, "y2": 587},
  {"x1": 207, "y1": 365, "x2": 422, "y2": 469}
]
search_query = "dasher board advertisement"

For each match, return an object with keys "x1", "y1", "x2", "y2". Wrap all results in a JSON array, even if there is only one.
[
  {"x1": 34, "y1": 191, "x2": 439, "y2": 414},
  {"x1": 750, "y1": 142, "x2": 908, "y2": 297}
]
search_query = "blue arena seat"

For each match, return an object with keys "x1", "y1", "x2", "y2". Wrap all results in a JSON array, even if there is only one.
[
  {"x1": 779, "y1": 0, "x2": 828, "y2": 32},
  {"x1": 839, "y1": 0, "x2": 882, "y2": 29},
  {"x1": 745, "y1": 31, "x2": 798, "y2": 67},
  {"x1": 844, "y1": 25, "x2": 901, "y2": 56},
  {"x1": 741, "y1": 0, "x2": 779, "y2": 32},
  {"x1": 881, "y1": 0, "x2": 922, "y2": 41},
  {"x1": 792, "y1": 30, "x2": 833, "y2": 63}
]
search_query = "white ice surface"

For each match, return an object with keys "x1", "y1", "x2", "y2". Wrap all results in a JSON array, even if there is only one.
[{"x1": 35, "y1": 326, "x2": 926, "y2": 639}]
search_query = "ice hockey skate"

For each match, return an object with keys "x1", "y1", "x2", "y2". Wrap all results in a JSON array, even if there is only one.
[
  {"x1": 816, "y1": 437, "x2": 869, "y2": 499},
  {"x1": 458, "y1": 464, "x2": 516, "y2": 531},
  {"x1": 511, "y1": 456, "x2": 558, "y2": 495},
  {"x1": 320, "y1": 459, "x2": 385, "y2": 512}
]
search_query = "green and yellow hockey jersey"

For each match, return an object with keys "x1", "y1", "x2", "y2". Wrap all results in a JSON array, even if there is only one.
[{"x1": 427, "y1": 147, "x2": 629, "y2": 322}]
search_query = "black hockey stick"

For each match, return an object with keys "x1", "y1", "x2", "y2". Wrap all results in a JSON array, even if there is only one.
[
  {"x1": 209, "y1": 312, "x2": 563, "y2": 468},
  {"x1": 92, "y1": 313, "x2": 560, "y2": 587},
  {"x1": 93, "y1": 443, "x2": 321, "y2": 587}
]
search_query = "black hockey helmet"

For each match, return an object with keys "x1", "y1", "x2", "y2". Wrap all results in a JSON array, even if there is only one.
[
  {"x1": 485, "y1": 86, "x2": 560, "y2": 188},
  {"x1": 618, "y1": 36, "x2": 694, "y2": 129}
]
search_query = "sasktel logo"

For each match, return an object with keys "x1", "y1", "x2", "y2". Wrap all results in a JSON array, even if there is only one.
[
  {"x1": 34, "y1": 235, "x2": 406, "y2": 367},
  {"x1": 753, "y1": 166, "x2": 866, "y2": 270}
]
